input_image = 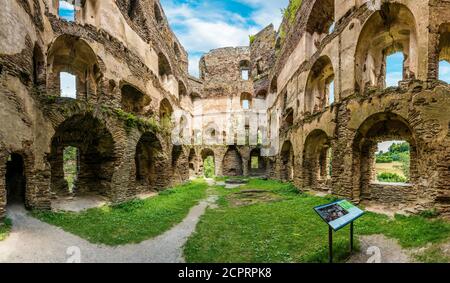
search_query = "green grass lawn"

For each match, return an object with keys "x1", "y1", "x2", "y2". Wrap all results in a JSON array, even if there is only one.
[
  {"x1": 33, "y1": 179, "x2": 208, "y2": 246},
  {"x1": 184, "y1": 179, "x2": 450, "y2": 263},
  {"x1": 0, "y1": 218, "x2": 12, "y2": 241}
]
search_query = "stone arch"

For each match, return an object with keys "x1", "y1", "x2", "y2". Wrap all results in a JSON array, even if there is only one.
[
  {"x1": 352, "y1": 112, "x2": 418, "y2": 203},
  {"x1": 49, "y1": 113, "x2": 116, "y2": 197},
  {"x1": 200, "y1": 148, "x2": 215, "y2": 176},
  {"x1": 355, "y1": 3, "x2": 418, "y2": 91},
  {"x1": 120, "y1": 83, "x2": 151, "y2": 115},
  {"x1": 135, "y1": 132, "x2": 165, "y2": 191},
  {"x1": 280, "y1": 140, "x2": 294, "y2": 182},
  {"x1": 223, "y1": 146, "x2": 243, "y2": 176},
  {"x1": 305, "y1": 0, "x2": 335, "y2": 36},
  {"x1": 305, "y1": 55, "x2": 335, "y2": 114},
  {"x1": 303, "y1": 129, "x2": 332, "y2": 190},
  {"x1": 47, "y1": 34, "x2": 102, "y2": 100}
]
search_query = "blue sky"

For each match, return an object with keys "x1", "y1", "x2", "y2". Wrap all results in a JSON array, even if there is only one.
[
  {"x1": 160, "y1": 0, "x2": 289, "y2": 77},
  {"x1": 59, "y1": 1, "x2": 75, "y2": 21},
  {"x1": 58, "y1": 1, "x2": 450, "y2": 88}
]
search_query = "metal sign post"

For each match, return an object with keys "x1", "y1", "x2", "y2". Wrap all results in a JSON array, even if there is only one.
[{"x1": 314, "y1": 200, "x2": 364, "y2": 263}]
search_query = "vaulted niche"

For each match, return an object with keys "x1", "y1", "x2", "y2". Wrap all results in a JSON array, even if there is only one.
[
  {"x1": 223, "y1": 146, "x2": 243, "y2": 176},
  {"x1": 158, "y1": 52, "x2": 172, "y2": 78},
  {"x1": 121, "y1": 84, "x2": 151, "y2": 115},
  {"x1": 135, "y1": 132, "x2": 163, "y2": 189},
  {"x1": 306, "y1": 0, "x2": 335, "y2": 44},
  {"x1": 305, "y1": 56, "x2": 335, "y2": 114},
  {"x1": 48, "y1": 34, "x2": 102, "y2": 100},
  {"x1": 303, "y1": 130, "x2": 332, "y2": 190},
  {"x1": 159, "y1": 98, "x2": 173, "y2": 128},
  {"x1": 280, "y1": 140, "x2": 294, "y2": 182},
  {"x1": 355, "y1": 3, "x2": 418, "y2": 92}
]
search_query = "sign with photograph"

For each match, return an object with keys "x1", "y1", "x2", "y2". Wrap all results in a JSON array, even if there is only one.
[{"x1": 314, "y1": 200, "x2": 364, "y2": 231}]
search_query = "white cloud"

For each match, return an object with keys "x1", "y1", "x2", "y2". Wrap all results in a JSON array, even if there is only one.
[
  {"x1": 386, "y1": 71, "x2": 402, "y2": 87},
  {"x1": 59, "y1": 1, "x2": 74, "y2": 10},
  {"x1": 161, "y1": 0, "x2": 289, "y2": 77}
]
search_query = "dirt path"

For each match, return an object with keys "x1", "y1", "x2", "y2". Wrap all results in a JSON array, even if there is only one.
[
  {"x1": 347, "y1": 234, "x2": 411, "y2": 263},
  {"x1": 0, "y1": 195, "x2": 217, "y2": 263}
]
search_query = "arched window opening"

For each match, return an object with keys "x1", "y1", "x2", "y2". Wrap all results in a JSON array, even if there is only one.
[
  {"x1": 305, "y1": 56, "x2": 335, "y2": 114},
  {"x1": 201, "y1": 149, "x2": 215, "y2": 178},
  {"x1": 438, "y1": 27, "x2": 450, "y2": 83},
  {"x1": 306, "y1": 0, "x2": 335, "y2": 43},
  {"x1": 375, "y1": 141, "x2": 410, "y2": 184},
  {"x1": 241, "y1": 92, "x2": 252, "y2": 110},
  {"x1": 63, "y1": 146, "x2": 79, "y2": 193},
  {"x1": 249, "y1": 148, "x2": 266, "y2": 176},
  {"x1": 352, "y1": 112, "x2": 417, "y2": 203},
  {"x1": 385, "y1": 51, "x2": 404, "y2": 88},
  {"x1": 328, "y1": 80, "x2": 334, "y2": 105},
  {"x1": 59, "y1": 0, "x2": 75, "y2": 22},
  {"x1": 239, "y1": 60, "x2": 250, "y2": 81},
  {"x1": 257, "y1": 129, "x2": 263, "y2": 146},
  {"x1": 6, "y1": 153, "x2": 26, "y2": 206},
  {"x1": 438, "y1": 60, "x2": 450, "y2": 83},
  {"x1": 60, "y1": 72, "x2": 77, "y2": 99},
  {"x1": 355, "y1": 3, "x2": 417, "y2": 92},
  {"x1": 48, "y1": 35, "x2": 102, "y2": 100}
]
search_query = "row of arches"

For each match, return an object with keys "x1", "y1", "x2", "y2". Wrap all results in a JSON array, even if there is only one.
[
  {"x1": 277, "y1": 111, "x2": 419, "y2": 203},
  {"x1": 271, "y1": 2, "x2": 450, "y2": 123},
  {"x1": 33, "y1": 34, "x2": 180, "y2": 127}
]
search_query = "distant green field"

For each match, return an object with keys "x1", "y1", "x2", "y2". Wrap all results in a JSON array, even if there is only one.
[{"x1": 375, "y1": 161, "x2": 405, "y2": 178}]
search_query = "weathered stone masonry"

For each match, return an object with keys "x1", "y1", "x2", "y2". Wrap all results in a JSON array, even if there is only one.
[{"x1": 1, "y1": 0, "x2": 450, "y2": 220}]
